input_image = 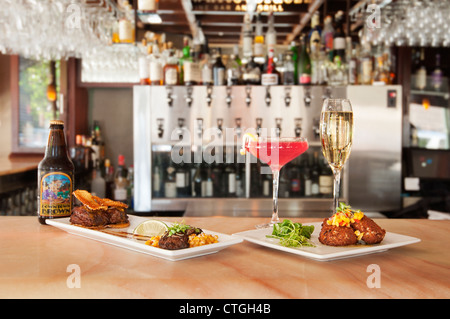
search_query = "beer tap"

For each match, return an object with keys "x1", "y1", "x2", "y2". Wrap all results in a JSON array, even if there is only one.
[
  {"x1": 256, "y1": 118, "x2": 263, "y2": 137},
  {"x1": 157, "y1": 118, "x2": 164, "y2": 138},
  {"x1": 322, "y1": 86, "x2": 332, "y2": 100},
  {"x1": 235, "y1": 117, "x2": 242, "y2": 139},
  {"x1": 216, "y1": 118, "x2": 223, "y2": 138},
  {"x1": 303, "y1": 86, "x2": 311, "y2": 107},
  {"x1": 265, "y1": 86, "x2": 271, "y2": 107},
  {"x1": 166, "y1": 86, "x2": 174, "y2": 107},
  {"x1": 185, "y1": 86, "x2": 193, "y2": 107},
  {"x1": 225, "y1": 86, "x2": 232, "y2": 108},
  {"x1": 275, "y1": 118, "x2": 282, "y2": 137},
  {"x1": 284, "y1": 86, "x2": 292, "y2": 107},
  {"x1": 206, "y1": 85, "x2": 213, "y2": 107},
  {"x1": 196, "y1": 118, "x2": 203, "y2": 141},
  {"x1": 312, "y1": 117, "x2": 320, "y2": 140},
  {"x1": 245, "y1": 85, "x2": 252, "y2": 107},
  {"x1": 176, "y1": 118, "x2": 185, "y2": 140},
  {"x1": 294, "y1": 118, "x2": 302, "y2": 138}
]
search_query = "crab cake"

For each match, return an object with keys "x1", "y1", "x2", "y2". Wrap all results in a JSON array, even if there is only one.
[
  {"x1": 351, "y1": 216, "x2": 386, "y2": 244},
  {"x1": 319, "y1": 218, "x2": 358, "y2": 246}
]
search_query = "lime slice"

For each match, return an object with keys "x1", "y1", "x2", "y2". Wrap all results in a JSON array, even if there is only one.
[{"x1": 133, "y1": 220, "x2": 168, "y2": 237}]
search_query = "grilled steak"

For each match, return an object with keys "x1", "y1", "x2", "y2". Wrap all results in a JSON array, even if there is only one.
[
  {"x1": 70, "y1": 205, "x2": 128, "y2": 228},
  {"x1": 158, "y1": 227, "x2": 203, "y2": 250}
]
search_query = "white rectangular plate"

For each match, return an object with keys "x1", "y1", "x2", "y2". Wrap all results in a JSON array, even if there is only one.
[
  {"x1": 233, "y1": 222, "x2": 421, "y2": 261},
  {"x1": 47, "y1": 215, "x2": 243, "y2": 261}
]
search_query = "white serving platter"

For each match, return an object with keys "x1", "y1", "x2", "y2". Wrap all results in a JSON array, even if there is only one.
[
  {"x1": 233, "y1": 222, "x2": 421, "y2": 261},
  {"x1": 47, "y1": 215, "x2": 243, "y2": 261}
]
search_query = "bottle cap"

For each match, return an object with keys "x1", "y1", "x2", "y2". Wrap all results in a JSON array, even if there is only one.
[{"x1": 50, "y1": 120, "x2": 64, "y2": 126}]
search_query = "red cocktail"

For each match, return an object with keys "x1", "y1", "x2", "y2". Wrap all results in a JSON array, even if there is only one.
[{"x1": 242, "y1": 135, "x2": 309, "y2": 228}]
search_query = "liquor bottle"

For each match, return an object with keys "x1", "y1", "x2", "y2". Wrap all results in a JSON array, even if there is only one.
[
  {"x1": 298, "y1": 35, "x2": 311, "y2": 85},
  {"x1": 348, "y1": 47, "x2": 358, "y2": 85},
  {"x1": 261, "y1": 47, "x2": 279, "y2": 86},
  {"x1": 254, "y1": 13, "x2": 265, "y2": 65},
  {"x1": 183, "y1": 58, "x2": 200, "y2": 86},
  {"x1": 333, "y1": 11, "x2": 346, "y2": 63},
  {"x1": 283, "y1": 53, "x2": 296, "y2": 85},
  {"x1": 126, "y1": 165, "x2": 134, "y2": 209},
  {"x1": 163, "y1": 45, "x2": 179, "y2": 85},
  {"x1": 192, "y1": 163, "x2": 202, "y2": 198},
  {"x1": 104, "y1": 158, "x2": 114, "y2": 199},
  {"x1": 266, "y1": 10, "x2": 276, "y2": 53},
  {"x1": 114, "y1": 155, "x2": 129, "y2": 203},
  {"x1": 310, "y1": 151, "x2": 320, "y2": 197},
  {"x1": 224, "y1": 162, "x2": 237, "y2": 197},
  {"x1": 242, "y1": 55, "x2": 262, "y2": 85},
  {"x1": 289, "y1": 158, "x2": 302, "y2": 197},
  {"x1": 94, "y1": 121, "x2": 105, "y2": 164},
  {"x1": 233, "y1": 44, "x2": 242, "y2": 66},
  {"x1": 91, "y1": 160, "x2": 106, "y2": 198},
  {"x1": 202, "y1": 164, "x2": 213, "y2": 197},
  {"x1": 432, "y1": 53, "x2": 443, "y2": 91},
  {"x1": 175, "y1": 158, "x2": 190, "y2": 198},
  {"x1": 262, "y1": 165, "x2": 272, "y2": 197},
  {"x1": 149, "y1": 41, "x2": 163, "y2": 85},
  {"x1": 138, "y1": 39, "x2": 150, "y2": 85},
  {"x1": 164, "y1": 164, "x2": 177, "y2": 198},
  {"x1": 359, "y1": 42, "x2": 373, "y2": 85},
  {"x1": 226, "y1": 54, "x2": 241, "y2": 86},
  {"x1": 201, "y1": 53, "x2": 213, "y2": 85},
  {"x1": 118, "y1": 1, "x2": 135, "y2": 44},
  {"x1": 302, "y1": 155, "x2": 312, "y2": 197},
  {"x1": 38, "y1": 120, "x2": 74, "y2": 224},
  {"x1": 373, "y1": 55, "x2": 389, "y2": 85},
  {"x1": 235, "y1": 161, "x2": 245, "y2": 198},
  {"x1": 212, "y1": 50, "x2": 226, "y2": 86},
  {"x1": 309, "y1": 12, "x2": 321, "y2": 53},
  {"x1": 318, "y1": 156, "x2": 333, "y2": 197},
  {"x1": 152, "y1": 155, "x2": 163, "y2": 197},
  {"x1": 289, "y1": 41, "x2": 299, "y2": 84},
  {"x1": 242, "y1": 13, "x2": 253, "y2": 64},
  {"x1": 322, "y1": 15, "x2": 334, "y2": 60},
  {"x1": 179, "y1": 36, "x2": 191, "y2": 85},
  {"x1": 415, "y1": 48, "x2": 426, "y2": 90}
]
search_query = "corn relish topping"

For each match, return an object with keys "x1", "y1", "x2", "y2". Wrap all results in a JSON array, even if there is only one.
[{"x1": 326, "y1": 202, "x2": 365, "y2": 228}]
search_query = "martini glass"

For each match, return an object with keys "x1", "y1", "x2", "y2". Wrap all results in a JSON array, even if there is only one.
[{"x1": 242, "y1": 136, "x2": 309, "y2": 228}]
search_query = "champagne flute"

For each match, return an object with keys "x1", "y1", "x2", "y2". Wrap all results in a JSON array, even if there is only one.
[{"x1": 320, "y1": 99, "x2": 354, "y2": 215}]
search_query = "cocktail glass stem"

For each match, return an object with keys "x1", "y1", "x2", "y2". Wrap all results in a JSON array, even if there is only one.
[
  {"x1": 332, "y1": 168, "x2": 341, "y2": 215},
  {"x1": 271, "y1": 169, "x2": 280, "y2": 225}
]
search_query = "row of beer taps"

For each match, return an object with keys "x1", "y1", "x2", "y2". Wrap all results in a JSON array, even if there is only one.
[
  {"x1": 158, "y1": 117, "x2": 304, "y2": 141},
  {"x1": 165, "y1": 85, "x2": 333, "y2": 109}
]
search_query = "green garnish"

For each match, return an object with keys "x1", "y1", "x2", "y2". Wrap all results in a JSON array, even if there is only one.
[
  {"x1": 166, "y1": 221, "x2": 201, "y2": 237},
  {"x1": 266, "y1": 219, "x2": 315, "y2": 248}
]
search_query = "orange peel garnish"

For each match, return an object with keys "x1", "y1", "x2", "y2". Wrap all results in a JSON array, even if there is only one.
[{"x1": 240, "y1": 133, "x2": 257, "y2": 155}]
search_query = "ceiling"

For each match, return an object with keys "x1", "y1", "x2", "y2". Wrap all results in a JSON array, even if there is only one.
[{"x1": 137, "y1": 0, "x2": 362, "y2": 45}]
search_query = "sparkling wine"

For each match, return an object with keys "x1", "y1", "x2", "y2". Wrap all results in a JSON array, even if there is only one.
[{"x1": 320, "y1": 111, "x2": 353, "y2": 170}]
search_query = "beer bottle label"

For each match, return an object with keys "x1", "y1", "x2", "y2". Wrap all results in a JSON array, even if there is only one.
[{"x1": 39, "y1": 172, "x2": 73, "y2": 218}]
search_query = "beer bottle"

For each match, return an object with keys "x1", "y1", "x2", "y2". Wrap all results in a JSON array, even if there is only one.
[{"x1": 38, "y1": 120, "x2": 75, "y2": 225}]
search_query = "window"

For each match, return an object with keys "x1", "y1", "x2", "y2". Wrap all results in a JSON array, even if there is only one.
[{"x1": 12, "y1": 56, "x2": 60, "y2": 153}]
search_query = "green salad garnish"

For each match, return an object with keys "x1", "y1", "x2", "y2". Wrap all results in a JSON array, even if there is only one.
[{"x1": 266, "y1": 219, "x2": 315, "y2": 248}]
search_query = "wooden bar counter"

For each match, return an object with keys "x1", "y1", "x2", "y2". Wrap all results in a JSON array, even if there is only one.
[{"x1": 0, "y1": 216, "x2": 449, "y2": 299}]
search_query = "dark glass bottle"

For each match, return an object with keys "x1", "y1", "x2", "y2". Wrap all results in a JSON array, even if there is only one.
[{"x1": 38, "y1": 120, "x2": 74, "y2": 225}]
